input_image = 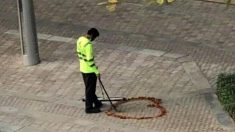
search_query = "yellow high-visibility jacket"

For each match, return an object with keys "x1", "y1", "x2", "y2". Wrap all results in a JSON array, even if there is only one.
[{"x1": 76, "y1": 36, "x2": 99, "y2": 75}]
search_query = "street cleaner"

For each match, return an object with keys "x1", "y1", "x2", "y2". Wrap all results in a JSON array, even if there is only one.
[{"x1": 77, "y1": 28, "x2": 102, "y2": 114}]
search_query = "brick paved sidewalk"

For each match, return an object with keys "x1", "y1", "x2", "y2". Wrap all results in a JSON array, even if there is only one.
[
  {"x1": 0, "y1": 32, "x2": 234, "y2": 131},
  {"x1": 1, "y1": 0, "x2": 235, "y2": 86},
  {"x1": 0, "y1": 0, "x2": 235, "y2": 131}
]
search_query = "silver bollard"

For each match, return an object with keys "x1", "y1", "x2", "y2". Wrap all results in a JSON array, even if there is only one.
[{"x1": 17, "y1": 0, "x2": 40, "y2": 66}]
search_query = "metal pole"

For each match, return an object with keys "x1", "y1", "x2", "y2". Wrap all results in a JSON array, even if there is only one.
[
  {"x1": 17, "y1": 0, "x2": 40, "y2": 66},
  {"x1": 17, "y1": 0, "x2": 24, "y2": 55}
]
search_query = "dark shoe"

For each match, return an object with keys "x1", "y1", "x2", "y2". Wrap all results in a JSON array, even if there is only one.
[
  {"x1": 95, "y1": 101, "x2": 103, "y2": 108},
  {"x1": 85, "y1": 108, "x2": 101, "y2": 114}
]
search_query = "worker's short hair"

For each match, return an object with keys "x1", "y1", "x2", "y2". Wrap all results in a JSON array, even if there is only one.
[{"x1": 87, "y1": 28, "x2": 100, "y2": 37}]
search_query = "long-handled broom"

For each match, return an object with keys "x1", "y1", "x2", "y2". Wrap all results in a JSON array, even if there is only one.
[{"x1": 98, "y1": 76, "x2": 118, "y2": 111}]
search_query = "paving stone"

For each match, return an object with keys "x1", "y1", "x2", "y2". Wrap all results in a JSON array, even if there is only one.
[
  {"x1": 138, "y1": 49, "x2": 166, "y2": 57},
  {"x1": 182, "y1": 61, "x2": 211, "y2": 90},
  {"x1": 0, "y1": 123, "x2": 22, "y2": 132},
  {"x1": 163, "y1": 52, "x2": 185, "y2": 59},
  {"x1": 16, "y1": 127, "x2": 48, "y2": 132}
]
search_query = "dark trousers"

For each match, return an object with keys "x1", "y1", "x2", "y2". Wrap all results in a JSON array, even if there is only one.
[{"x1": 82, "y1": 73, "x2": 99, "y2": 110}]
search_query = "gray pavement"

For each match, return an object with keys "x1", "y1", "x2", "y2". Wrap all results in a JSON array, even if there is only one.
[{"x1": 0, "y1": 0, "x2": 235, "y2": 132}]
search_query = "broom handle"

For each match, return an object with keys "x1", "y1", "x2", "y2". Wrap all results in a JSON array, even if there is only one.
[{"x1": 98, "y1": 77, "x2": 117, "y2": 110}]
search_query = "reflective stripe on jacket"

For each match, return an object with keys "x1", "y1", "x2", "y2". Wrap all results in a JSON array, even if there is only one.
[{"x1": 77, "y1": 36, "x2": 99, "y2": 75}]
